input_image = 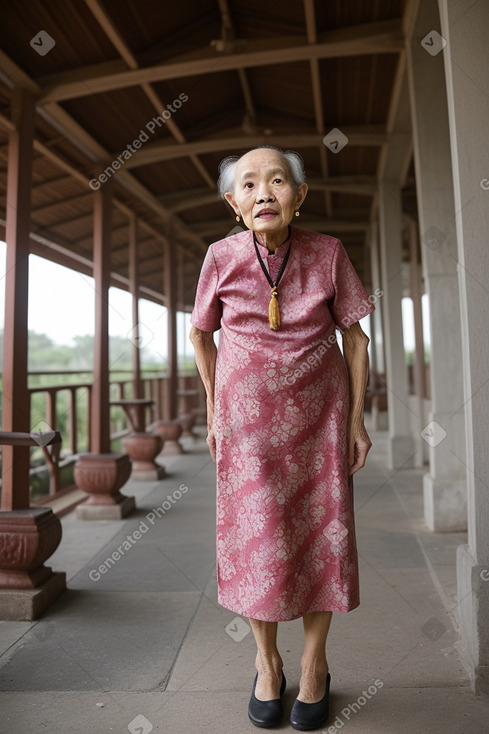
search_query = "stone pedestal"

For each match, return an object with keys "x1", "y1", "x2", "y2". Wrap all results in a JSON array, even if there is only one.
[
  {"x1": 0, "y1": 507, "x2": 66, "y2": 620},
  {"x1": 123, "y1": 432, "x2": 165, "y2": 481},
  {"x1": 152, "y1": 420, "x2": 184, "y2": 455},
  {"x1": 74, "y1": 452, "x2": 135, "y2": 520},
  {"x1": 178, "y1": 412, "x2": 196, "y2": 438}
]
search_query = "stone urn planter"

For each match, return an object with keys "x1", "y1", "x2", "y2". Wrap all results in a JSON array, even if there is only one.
[
  {"x1": 122, "y1": 432, "x2": 164, "y2": 480},
  {"x1": 0, "y1": 507, "x2": 67, "y2": 620},
  {"x1": 178, "y1": 412, "x2": 196, "y2": 437},
  {"x1": 0, "y1": 507, "x2": 62, "y2": 589},
  {"x1": 152, "y1": 420, "x2": 184, "y2": 455},
  {"x1": 74, "y1": 452, "x2": 134, "y2": 520}
]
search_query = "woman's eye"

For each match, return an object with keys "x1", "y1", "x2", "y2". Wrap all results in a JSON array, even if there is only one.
[
  {"x1": 273, "y1": 178, "x2": 282, "y2": 184},
  {"x1": 244, "y1": 182, "x2": 254, "y2": 189}
]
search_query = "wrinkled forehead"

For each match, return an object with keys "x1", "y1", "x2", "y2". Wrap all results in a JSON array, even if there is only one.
[{"x1": 234, "y1": 149, "x2": 291, "y2": 181}]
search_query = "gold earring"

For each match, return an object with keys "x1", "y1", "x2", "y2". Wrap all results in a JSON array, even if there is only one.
[
  {"x1": 236, "y1": 214, "x2": 241, "y2": 223},
  {"x1": 295, "y1": 210, "x2": 300, "y2": 217}
]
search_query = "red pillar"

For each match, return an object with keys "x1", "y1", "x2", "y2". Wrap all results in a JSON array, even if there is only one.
[
  {"x1": 128, "y1": 214, "x2": 142, "y2": 401},
  {"x1": 91, "y1": 184, "x2": 112, "y2": 454},
  {"x1": 0, "y1": 89, "x2": 66, "y2": 619},
  {"x1": 1, "y1": 89, "x2": 35, "y2": 511},
  {"x1": 74, "y1": 181, "x2": 133, "y2": 518},
  {"x1": 164, "y1": 240, "x2": 178, "y2": 420},
  {"x1": 123, "y1": 215, "x2": 164, "y2": 479}
]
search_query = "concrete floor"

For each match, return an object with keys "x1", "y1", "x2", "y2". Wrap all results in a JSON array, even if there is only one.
[{"x1": 0, "y1": 427, "x2": 488, "y2": 734}]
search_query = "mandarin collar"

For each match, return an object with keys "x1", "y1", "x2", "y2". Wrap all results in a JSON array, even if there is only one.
[{"x1": 252, "y1": 226, "x2": 292, "y2": 258}]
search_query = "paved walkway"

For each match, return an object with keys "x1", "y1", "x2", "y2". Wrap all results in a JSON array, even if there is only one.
[{"x1": 1, "y1": 428, "x2": 488, "y2": 733}]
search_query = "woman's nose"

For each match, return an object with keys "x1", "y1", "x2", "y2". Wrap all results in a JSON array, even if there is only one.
[{"x1": 256, "y1": 191, "x2": 274, "y2": 203}]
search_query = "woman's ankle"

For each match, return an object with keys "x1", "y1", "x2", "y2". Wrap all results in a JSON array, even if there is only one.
[{"x1": 255, "y1": 652, "x2": 283, "y2": 676}]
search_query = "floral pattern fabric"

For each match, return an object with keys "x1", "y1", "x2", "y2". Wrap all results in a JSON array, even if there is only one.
[{"x1": 191, "y1": 227, "x2": 375, "y2": 622}]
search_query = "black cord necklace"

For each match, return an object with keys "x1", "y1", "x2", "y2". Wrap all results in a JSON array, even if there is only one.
[{"x1": 253, "y1": 226, "x2": 292, "y2": 331}]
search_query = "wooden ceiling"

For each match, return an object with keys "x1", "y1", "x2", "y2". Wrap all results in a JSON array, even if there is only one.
[{"x1": 0, "y1": 0, "x2": 415, "y2": 310}]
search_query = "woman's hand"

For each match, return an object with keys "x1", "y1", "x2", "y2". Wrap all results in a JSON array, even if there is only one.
[
  {"x1": 347, "y1": 421, "x2": 372, "y2": 475},
  {"x1": 206, "y1": 397, "x2": 217, "y2": 462},
  {"x1": 342, "y1": 322, "x2": 371, "y2": 475},
  {"x1": 189, "y1": 326, "x2": 218, "y2": 462}
]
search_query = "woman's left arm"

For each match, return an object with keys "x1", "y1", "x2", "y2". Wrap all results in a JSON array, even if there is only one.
[{"x1": 342, "y1": 322, "x2": 372, "y2": 475}]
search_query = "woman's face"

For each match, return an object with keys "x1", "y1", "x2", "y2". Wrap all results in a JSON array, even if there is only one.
[{"x1": 224, "y1": 149, "x2": 308, "y2": 236}]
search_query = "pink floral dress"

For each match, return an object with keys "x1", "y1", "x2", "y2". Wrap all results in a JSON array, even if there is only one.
[{"x1": 191, "y1": 227, "x2": 374, "y2": 621}]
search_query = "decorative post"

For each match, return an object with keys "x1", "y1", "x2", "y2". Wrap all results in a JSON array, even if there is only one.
[
  {"x1": 74, "y1": 180, "x2": 133, "y2": 519},
  {"x1": 152, "y1": 235, "x2": 183, "y2": 454},
  {"x1": 122, "y1": 214, "x2": 163, "y2": 479},
  {"x1": 0, "y1": 88, "x2": 65, "y2": 619}
]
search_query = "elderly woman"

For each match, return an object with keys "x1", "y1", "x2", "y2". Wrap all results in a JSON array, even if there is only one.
[{"x1": 190, "y1": 146, "x2": 374, "y2": 731}]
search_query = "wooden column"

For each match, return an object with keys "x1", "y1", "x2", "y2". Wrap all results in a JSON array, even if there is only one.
[
  {"x1": 128, "y1": 214, "x2": 142, "y2": 400},
  {"x1": 164, "y1": 239, "x2": 178, "y2": 421},
  {"x1": 91, "y1": 183, "x2": 112, "y2": 455},
  {"x1": 1, "y1": 89, "x2": 35, "y2": 511},
  {"x1": 74, "y1": 179, "x2": 134, "y2": 518},
  {"x1": 122, "y1": 214, "x2": 164, "y2": 480},
  {"x1": 0, "y1": 89, "x2": 66, "y2": 619}
]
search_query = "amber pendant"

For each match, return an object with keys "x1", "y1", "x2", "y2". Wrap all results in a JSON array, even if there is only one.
[{"x1": 268, "y1": 287, "x2": 280, "y2": 330}]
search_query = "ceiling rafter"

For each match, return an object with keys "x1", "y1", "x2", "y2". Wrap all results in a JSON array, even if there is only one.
[
  {"x1": 369, "y1": 0, "x2": 420, "y2": 235},
  {"x1": 121, "y1": 127, "x2": 388, "y2": 169},
  {"x1": 85, "y1": 0, "x2": 215, "y2": 190},
  {"x1": 216, "y1": 0, "x2": 257, "y2": 134},
  {"x1": 303, "y1": 0, "x2": 332, "y2": 219},
  {"x1": 31, "y1": 192, "x2": 93, "y2": 216},
  {"x1": 36, "y1": 19, "x2": 404, "y2": 103},
  {"x1": 0, "y1": 54, "x2": 209, "y2": 264}
]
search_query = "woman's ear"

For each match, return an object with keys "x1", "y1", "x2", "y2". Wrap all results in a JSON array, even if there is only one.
[
  {"x1": 224, "y1": 191, "x2": 239, "y2": 217},
  {"x1": 296, "y1": 183, "x2": 308, "y2": 209}
]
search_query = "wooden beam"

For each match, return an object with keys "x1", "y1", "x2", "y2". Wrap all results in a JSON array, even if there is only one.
[
  {"x1": 85, "y1": 0, "x2": 216, "y2": 190},
  {"x1": 0, "y1": 51, "x2": 209, "y2": 259},
  {"x1": 31, "y1": 191, "x2": 93, "y2": 216},
  {"x1": 123, "y1": 128, "x2": 388, "y2": 169},
  {"x1": 36, "y1": 19, "x2": 404, "y2": 103},
  {"x1": 158, "y1": 187, "x2": 221, "y2": 212}
]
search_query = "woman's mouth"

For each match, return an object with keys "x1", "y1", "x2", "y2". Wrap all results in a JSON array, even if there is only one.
[{"x1": 256, "y1": 209, "x2": 278, "y2": 219}]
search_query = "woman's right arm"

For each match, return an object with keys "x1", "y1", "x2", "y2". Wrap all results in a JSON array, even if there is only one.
[{"x1": 189, "y1": 326, "x2": 218, "y2": 461}]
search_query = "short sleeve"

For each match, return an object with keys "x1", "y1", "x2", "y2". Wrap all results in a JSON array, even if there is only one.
[
  {"x1": 329, "y1": 239, "x2": 375, "y2": 330},
  {"x1": 190, "y1": 246, "x2": 222, "y2": 332}
]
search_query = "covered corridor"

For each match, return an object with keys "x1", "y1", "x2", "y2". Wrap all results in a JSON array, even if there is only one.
[
  {"x1": 1, "y1": 428, "x2": 489, "y2": 732},
  {"x1": 1, "y1": 0, "x2": 489, "y2": 729}
]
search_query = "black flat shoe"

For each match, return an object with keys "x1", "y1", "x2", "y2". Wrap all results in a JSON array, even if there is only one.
[
  {"x1": 248, "y1": 671, "x2": 286, "y2": 728},
  {"x1": 290, "y1": 672, "x2": 331, "y2": 731}
]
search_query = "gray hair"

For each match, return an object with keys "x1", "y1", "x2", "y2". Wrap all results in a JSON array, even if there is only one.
[{"x1": 217, "y1": 145, "x2": 306, "y2": 199}]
